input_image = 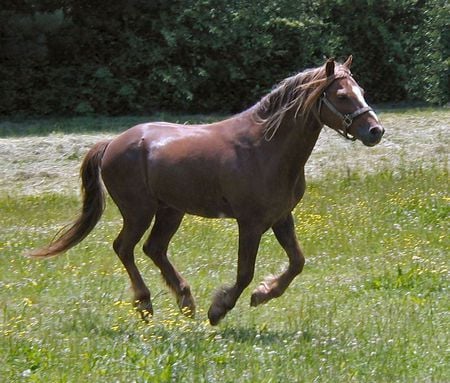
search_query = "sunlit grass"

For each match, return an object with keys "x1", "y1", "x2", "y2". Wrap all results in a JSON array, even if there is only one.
[
  {"x1": 0, "y1": 162, "x2": 448, "y2": 382},
  {"x1": 0, "y1": 114, "x2": 226, "y2": 137}
]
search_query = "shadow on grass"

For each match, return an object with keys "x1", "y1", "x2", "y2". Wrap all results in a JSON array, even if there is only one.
[{"x1": 218, "y1": 325, "x2": 313, "y2": 345}]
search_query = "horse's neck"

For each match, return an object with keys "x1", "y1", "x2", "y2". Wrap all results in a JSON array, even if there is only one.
[
  {"x1": 227, "y1": 110, "x2": 321, "y2": 184},
  {"x1": 263, "y1": 114, "x2": 322, "y2": 174}
]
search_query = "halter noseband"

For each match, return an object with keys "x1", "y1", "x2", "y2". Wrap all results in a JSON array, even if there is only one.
[{"x1": 318, "y1": 87, "x2": 373, "y2": 141}]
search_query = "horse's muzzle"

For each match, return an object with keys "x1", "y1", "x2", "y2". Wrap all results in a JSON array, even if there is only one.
[{"x1": 358, "y1": 124, "x2": 384, "y2": 147}]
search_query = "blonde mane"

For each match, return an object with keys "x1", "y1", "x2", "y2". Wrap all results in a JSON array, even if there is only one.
[{"x1": 253, "y1": 62, "x2": 351, "y2": 140}]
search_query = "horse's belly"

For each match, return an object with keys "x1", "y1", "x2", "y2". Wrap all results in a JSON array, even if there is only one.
[
  {"x1": 187, "y1": 205, "x2": 234, "y2": 219},
  {"x1": 163, "y1": 193, "x2": 234, "y2": 219},
  {"x1": 150, "y1": 169, "x2": 233, "y2": 218}
]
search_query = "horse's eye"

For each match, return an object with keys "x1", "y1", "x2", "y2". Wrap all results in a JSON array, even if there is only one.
[{"x1": 337, "y1": 93, "x2": 348, "y2": 100}]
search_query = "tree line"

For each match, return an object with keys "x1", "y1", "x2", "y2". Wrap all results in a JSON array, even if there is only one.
[{"x1": 0, "y1": 0, "x2": 448, "y2": 116}]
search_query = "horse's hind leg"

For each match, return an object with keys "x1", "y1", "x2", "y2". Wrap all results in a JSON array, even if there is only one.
[
  {"x1": 142, "y1": 207, "x2": 195, "y2": 317},
  {"x1": 113, "y1": 209, "x2": 155, "y2": 320},
  {"x1": 250, "y1": 213, "x2": 305, "y2": 307}
]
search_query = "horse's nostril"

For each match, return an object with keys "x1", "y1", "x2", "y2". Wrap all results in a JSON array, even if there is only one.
[{"x1": 369, "y1": 126, "x2": 383, "y2": 136}]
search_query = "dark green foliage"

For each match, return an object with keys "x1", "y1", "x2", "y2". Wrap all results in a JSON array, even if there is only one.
[
  {"x1": 323, "y1": 0, "x2": 449, "y2": 105},
  {"x1": 0, "y1": 0, "x2": 448, "y2": 116}
]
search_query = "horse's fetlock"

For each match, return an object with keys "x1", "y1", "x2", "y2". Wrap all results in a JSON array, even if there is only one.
[
  {"x1": 238, "y1": 272, "x2": 254, "y2": 289},
  {"x1": 180, "y1": 284, "x2": 191, "y2": 295},
  {"x1": 271, "y1": 287, "x2": 282, "y2": 298}
]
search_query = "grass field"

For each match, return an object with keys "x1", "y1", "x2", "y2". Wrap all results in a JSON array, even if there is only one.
[{"x1": 0, "y1": 109, "x2": 449, "y2": 382}]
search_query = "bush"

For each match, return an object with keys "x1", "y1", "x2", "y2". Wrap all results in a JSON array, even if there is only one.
[
  {"x1": 405, "y1": 0, "x2": 449, "y2": 105},
  {"x1": 0, "y1": 0, "x2": 448, "y2": 116}
]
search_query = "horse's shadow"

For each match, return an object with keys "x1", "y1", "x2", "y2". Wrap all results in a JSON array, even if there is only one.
[{"x1": 216, "y1": 326, "x2": 313, "y2": 345}]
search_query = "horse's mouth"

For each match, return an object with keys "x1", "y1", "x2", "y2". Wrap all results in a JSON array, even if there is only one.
[
  {"x1": 362, "y1": 139, "x2": 381, "y2": 147},
  {"x1": 358, "y1": 125, "x2": 384, "y2": 147}
]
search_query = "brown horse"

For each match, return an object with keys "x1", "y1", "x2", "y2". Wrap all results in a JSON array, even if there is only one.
[{"x1": 29, "y1": 56, "x2": 384, "y2": 325}]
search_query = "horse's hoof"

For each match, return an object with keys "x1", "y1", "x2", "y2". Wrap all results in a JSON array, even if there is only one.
[
  {"x1": 250, "y1": 283, "x2": 270, "y2": 307},
  {"x1": 178, "y1": 294, "x2": 196, "y2": 318},
  {"x1": 207, "y1": 306, "x2": 225, "y2": 326},
  {"x1": 139, "y1": 309, "x2": 153, "y2": 322},
  {"x1": 250, "y1": 291, "x2": 262, "y2": 307},
  {"x1": 135, "y1": 300, "x2": 153, "y2": 322},
  {"x1": 250, "y1": 290, "x2": 270, "y2": 307}
]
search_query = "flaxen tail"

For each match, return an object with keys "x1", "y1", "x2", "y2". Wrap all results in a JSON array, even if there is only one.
[{"x1": 28, "y1": 140, "x2": 111, "y2": 258}]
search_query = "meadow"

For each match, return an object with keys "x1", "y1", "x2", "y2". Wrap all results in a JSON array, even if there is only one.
[{"x1": 0, "y1": 109, "x2": 449, "y2": 382}]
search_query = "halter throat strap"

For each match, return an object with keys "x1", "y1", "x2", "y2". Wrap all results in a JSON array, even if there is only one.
[{"x1": 318, "y1": 92, "x2": 373, "y2": 141}]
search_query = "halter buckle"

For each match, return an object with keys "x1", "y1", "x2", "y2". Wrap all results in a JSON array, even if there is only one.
[{"x1": 343, "y1": 115, "x2": 353, "y2": 128}]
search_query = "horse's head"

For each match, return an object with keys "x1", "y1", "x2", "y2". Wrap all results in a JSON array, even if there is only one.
[{"x1": 318, "y1": 56, "x2": 384, "y2": 147}]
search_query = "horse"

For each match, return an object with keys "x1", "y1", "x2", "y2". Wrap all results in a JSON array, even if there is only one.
[{"x1": 28, "y1": 56, "x2": 384, "y2": 325}]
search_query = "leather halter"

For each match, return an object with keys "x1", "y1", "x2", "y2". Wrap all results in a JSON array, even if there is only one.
[{"x1": 318, "y1": 87, "x2": 373, "y2": 141}]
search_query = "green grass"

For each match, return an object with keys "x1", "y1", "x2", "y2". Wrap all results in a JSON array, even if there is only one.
[{"x1": 1, "y1": 162, "x2": 448, "y2": 382}]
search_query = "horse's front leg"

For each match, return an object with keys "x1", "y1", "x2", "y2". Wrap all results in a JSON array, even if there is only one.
[
  {"x1": 251, "y1": 213, "x2": 305, "y2": 307},
  {"x1": 208, "y1": 223, "x2": 262, "y2": 325}
]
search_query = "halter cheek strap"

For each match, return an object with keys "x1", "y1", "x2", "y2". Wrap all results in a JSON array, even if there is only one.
[{"x1": 318, "y1": 93, "x2": 373, "y2": 141}]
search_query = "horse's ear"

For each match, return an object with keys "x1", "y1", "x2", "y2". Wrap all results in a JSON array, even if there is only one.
[
  {"x1": 325, "y1": 58, "x2": 335, "y2": 77},
  {"x1": 343, "y1": 55, "x2": 353, "y2": 69}
]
